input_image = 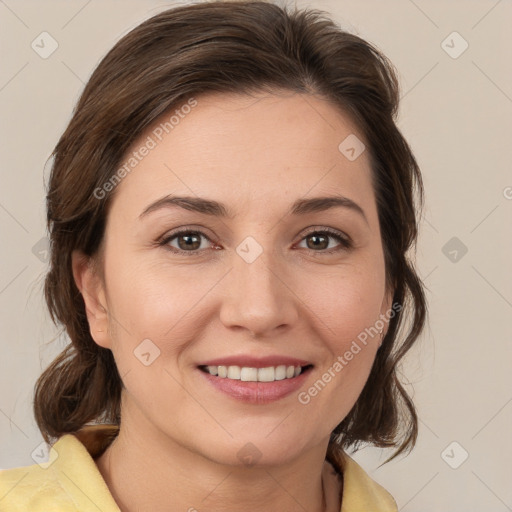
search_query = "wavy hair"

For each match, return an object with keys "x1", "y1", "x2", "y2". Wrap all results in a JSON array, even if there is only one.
[{"x1": 34, "y1": 0, "x2": 427, "y2": 463}]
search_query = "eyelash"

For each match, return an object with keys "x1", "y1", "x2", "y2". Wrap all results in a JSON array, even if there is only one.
[{"x1": 157, "y1": 226, "x2": 353, "y2": 257}]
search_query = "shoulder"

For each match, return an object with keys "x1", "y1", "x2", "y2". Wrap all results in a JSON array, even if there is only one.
[
  {"x1": 0, "y1": 443, "x2": 78, "y2": 511},
  {"x1": 0, "y1": 427, "x2": 120, "y2": 512}
]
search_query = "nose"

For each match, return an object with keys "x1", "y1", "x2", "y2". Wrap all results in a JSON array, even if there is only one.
[{"x1": 219, "y1": 248, "x2": 299, "y2": 338}]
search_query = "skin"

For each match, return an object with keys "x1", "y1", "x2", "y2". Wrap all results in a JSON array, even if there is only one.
[{"x1": 73, "y1": 90, "x2": 392, "y2": 512}]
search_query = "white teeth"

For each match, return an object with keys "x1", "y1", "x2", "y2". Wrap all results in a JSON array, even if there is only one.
[
  {"x1": 258, "y1": 366, "x2": 275, "y2": 382},
  {"x1": 241, "y1": 367, "x2": 258, "y2": 381},
  {"x1": 205, "y1": 364, "x2": 304, "y2": 382},
  {"x1": 227, "y1": 366, "x2": 241, "y2": 379},
  {"x1": 275, "y1": 365, "x2": 286, "y2": 380}
]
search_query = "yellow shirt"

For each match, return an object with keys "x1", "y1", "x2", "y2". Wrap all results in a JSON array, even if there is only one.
[{"x1": 0, "y1": 425, "x2": 397, "y2": 511}]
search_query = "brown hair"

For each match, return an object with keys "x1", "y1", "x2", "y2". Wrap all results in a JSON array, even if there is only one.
[{"x1": 35, "y1": 0, "x2": 426, "y2": 462}]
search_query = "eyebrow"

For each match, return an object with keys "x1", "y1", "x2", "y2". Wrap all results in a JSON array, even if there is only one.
[{"x1": 139, "y1": 194, "x2": 368, "y2": 224}]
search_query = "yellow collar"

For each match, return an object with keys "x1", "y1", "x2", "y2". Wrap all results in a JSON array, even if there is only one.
[{"x1": 63, "y1": 424, "x2": 397, "y2": 512}]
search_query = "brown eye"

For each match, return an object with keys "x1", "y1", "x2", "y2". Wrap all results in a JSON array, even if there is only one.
[
  {"x1": 159, "y1": 227, "x2": 352, "y2": 257},
  {"x1": 305, "y1": 233, "x2": 330, "y2": 250},
  {"x1": 175, "y1": 232, "x2": 202, "y2": 251},
  {"x1": 298, "y1": 229, "x2": 352, "y2": 253},
  {"x1": 161, "y1": 230, "x2": 213, "y2": 255}
]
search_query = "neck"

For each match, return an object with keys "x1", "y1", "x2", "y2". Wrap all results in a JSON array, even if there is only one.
[{"x1": 94, "y1": 407, "x2": 342, "y2": 512}]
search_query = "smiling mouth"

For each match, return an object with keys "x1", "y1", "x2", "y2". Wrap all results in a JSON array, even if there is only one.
[{"x1": 198, "y1": 364, "x2": 314, "y2": 382}]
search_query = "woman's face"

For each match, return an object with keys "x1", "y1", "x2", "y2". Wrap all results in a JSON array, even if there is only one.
[{"x1": 77, "y1": 91, "x2": 392, "y2": 465}]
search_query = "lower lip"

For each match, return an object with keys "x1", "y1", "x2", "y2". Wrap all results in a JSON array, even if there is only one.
[{"x1": 198, "y1": 367, "x2": 313, "y2": 404}]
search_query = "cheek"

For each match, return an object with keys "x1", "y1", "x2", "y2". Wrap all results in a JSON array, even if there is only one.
[
  {"x1": 103, "y1": 255, "x2": 226, "y2": 383},
  {"x1": 104, "y1": 253, "x2": 202, "y2": 336},
  {"x1": 296, "y1": 265, "x2": 384, "y2": 413},
  {"x1": 303, "y1": 262, "x2": 385, "y2": 348}
]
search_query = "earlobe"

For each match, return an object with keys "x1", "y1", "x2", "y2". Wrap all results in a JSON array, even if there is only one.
[{"x1": 71, "y1": 250, "x2": 112, "y2": 349}]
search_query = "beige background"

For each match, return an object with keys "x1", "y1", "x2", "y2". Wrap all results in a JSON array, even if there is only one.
[{"x1": 1, "y1": 0, "x2": 511, "y2": 510}]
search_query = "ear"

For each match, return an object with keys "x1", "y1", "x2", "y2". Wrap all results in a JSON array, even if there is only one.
[{"x1": 71, "y1": 249, "x2": 111, "y2": 349}]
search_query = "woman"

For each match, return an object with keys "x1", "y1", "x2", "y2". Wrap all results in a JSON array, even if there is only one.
[{"x1": 0, "y1": 1, "x2": 426, "y2": 510}]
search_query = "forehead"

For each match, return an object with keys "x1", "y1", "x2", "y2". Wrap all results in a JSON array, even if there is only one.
[{"x1": 108, "y1": 91, "x2": 376, "y2": 222}]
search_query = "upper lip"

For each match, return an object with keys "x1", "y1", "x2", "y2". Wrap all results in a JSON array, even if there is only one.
[{"x1": 198, "y1": 355, "x2": 313, "y2": 368}]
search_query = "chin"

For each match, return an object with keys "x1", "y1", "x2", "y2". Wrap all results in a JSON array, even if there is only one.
[{"x1": 198, "y1": 434, "x2": 311, "y2": 469}]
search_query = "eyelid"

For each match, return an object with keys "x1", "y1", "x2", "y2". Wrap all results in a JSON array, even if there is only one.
[
  {"x1": 158, "y1": 225, "x2": 353, "y2": 256},
  {"x1": 294, "y1": 226, "x2": 353, "y2": 253},
  {"x1": 157, "y1": 226, "x2": 218, "y2": 253}
]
